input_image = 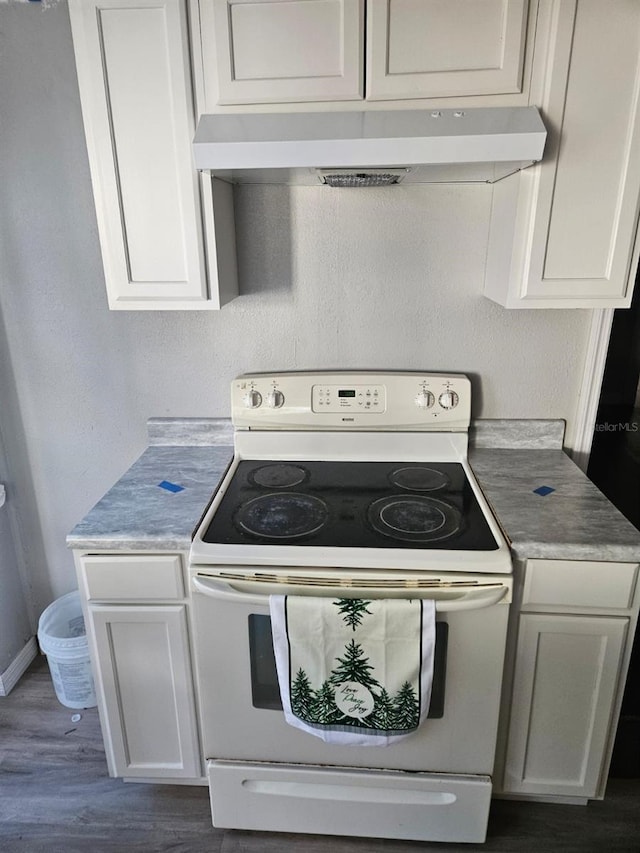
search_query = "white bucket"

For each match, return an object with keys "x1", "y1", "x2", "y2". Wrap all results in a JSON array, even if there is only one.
[{"x1": 37, "y1": 590, "x2": 97, "y2": 709}]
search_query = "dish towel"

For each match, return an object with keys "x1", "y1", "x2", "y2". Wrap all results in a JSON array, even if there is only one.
[{"x1": 270, "y1": 595, "x2": 435, "y2": 746}]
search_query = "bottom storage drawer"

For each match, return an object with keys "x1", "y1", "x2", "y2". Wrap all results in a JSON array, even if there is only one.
[{"x1": 208, "y1": 759, "x2": 492, "y2": 843}]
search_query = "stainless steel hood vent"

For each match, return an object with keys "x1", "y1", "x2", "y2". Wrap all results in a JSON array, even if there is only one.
[{"x1": 192, "y1": 107, "x2": 546, "y2": 186}]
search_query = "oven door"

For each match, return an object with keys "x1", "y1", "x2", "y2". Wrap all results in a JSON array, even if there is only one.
[
  {"x1": 191, "y1": 573, "x2": 511, "y2": 775},
  {"x1": 192, "y1": 573, "x2": 510, "y2": 843}
]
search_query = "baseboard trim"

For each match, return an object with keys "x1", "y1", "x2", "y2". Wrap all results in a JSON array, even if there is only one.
[
  {"x1": 493, "y1": 792, "x2": 589, "y2": 806},
  {"x1": 0, "y1": 636, "x2": 38, "y2": 696}
]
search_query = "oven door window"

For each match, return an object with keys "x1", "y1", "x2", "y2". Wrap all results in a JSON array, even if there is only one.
[{"x1": 248, "y1": 614, "x2": 448, "y2": 719}]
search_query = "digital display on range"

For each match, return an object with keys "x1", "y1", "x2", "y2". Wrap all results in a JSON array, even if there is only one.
[{"x1": 338, "y1": 389, "x2": 356, "y2": 398}]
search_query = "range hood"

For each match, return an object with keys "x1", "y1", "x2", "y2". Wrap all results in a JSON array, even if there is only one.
[{"x1": 192, "y1": 107, "x2": 546, "y2": 186}]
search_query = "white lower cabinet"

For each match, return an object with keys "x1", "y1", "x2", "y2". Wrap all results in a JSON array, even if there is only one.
[
  {"x1": 499, "y1": 559, "x2": 639, "y2": 801},
  {"x1": 503, "y1": 613, "x2": 627, "y2": 798},
  {"x1": 76, "y1": 554, "x2": 202, "y2": 781},
  {"x1": 90, "y1": 604, "x2": 201, "y2": 779}
]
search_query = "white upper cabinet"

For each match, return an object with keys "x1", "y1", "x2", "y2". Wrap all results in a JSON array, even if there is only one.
[
  {"x1": 201, "y1": 0, "x2": 364, "y2": 105},
  {"x1": 366, "y1": 0, "x2": 528, "y2": 101},
  {"x1": 70, "y1": 1, "x2": 640, "y2": 312},
  {"x1": 69, "y1": 0, "x2": 238, "y2": 310},
  {"x1": 484, "y1": 0, "x2": 640, "y2": 308},
  {"x1": 199, "y1": 0, "x2": 534, "y2": 109}
]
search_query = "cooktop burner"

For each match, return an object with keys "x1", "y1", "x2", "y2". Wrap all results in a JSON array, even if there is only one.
[
  {"x1": 250, "y1": 463, "x2": 308, "y2": 489},
  {"x1": 236, "y1": 492, "x2": 328, "y2": 539},
  {"x1": 202, "y1": 460, "x2": 499, "y2": 551},
  {"x1": 389, "y1": 465, "x2": 450, "y2": 492},
  {"x1": 368, "y1": 494, "x2": 462, "y2": 542}
]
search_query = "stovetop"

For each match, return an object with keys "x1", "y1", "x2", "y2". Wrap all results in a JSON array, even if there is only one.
[
  {"x1": 201, "y1": 460, "x2": 500, "y2": 552},
  {"x1": 190, "y1": 372, "x2": 511, "y2": 573}
]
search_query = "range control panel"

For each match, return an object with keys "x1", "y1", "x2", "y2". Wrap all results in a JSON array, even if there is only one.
[
  {"x1": 311, "y1": 383, "x2": 386, "y2": 412},
  {"x1": 232, "y1": 372, "x2": 472, "y2": 430}
]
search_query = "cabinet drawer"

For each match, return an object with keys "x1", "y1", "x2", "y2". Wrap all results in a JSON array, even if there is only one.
[
  {"x1": 81, "y1": 555, "x2": 184, "y2": 601},
  {"x1": 522, "y1": 560, "x2": 638, "y2": 611}
]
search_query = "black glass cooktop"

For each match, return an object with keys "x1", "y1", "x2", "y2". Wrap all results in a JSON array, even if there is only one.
[{"x1": 202, "y1": 460, "x2": 499, "y2": 551}]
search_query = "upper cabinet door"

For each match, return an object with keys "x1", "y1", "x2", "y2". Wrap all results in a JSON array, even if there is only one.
[
  {"x1": 69, "y1": 0, "x2": 236, "y2": 309},
  {"x1": 201, "y1": 0, "x2": 364, "y2": 107},
  {"x1": 485, "y1": 0, "x2": 640, "y2": 308},
  {"x1": 366, "y1": 0, "x2": 529, "y2": 101}
]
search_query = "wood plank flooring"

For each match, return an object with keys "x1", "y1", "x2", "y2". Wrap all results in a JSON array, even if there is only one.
[{"x1": 1, "y1": 658, "x2": 638, "y2": 853}]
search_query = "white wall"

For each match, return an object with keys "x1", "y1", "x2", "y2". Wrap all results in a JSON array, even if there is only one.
[{"x1": 0, "y1": 1, "x2": 592, "y2": 616}]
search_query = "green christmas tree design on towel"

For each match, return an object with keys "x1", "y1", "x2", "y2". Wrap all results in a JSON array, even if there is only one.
[
  {"x1": 333, "y1": 598, "x2": 373, "y2": 630},
  {"x1": 330, "y1": 639, "x2": 381, "y2": 691},
  {"x1": 289, "y1": 598, "x2": 421, "y2": 733}
]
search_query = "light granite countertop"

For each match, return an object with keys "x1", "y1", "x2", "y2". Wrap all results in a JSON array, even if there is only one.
[
  {"x1": 67, "y1": 418, "x2": 640, "y2": 562},
  {"x1": 66, "y1": 444, "x2": 233, "y2": 551},
  {"x1": 470, "y1": 448, "x2": 640, "y2": 562}
]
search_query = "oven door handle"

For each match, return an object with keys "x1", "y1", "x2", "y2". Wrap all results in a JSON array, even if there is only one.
[{"x1": 191, "y1": 576, "x2": 509, "y2": 611}]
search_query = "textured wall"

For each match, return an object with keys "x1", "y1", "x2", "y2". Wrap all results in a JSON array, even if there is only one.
[
  {"x1": 0, "y1": 365, "x2": 33, "y2": 668},
  {"x1": 0, "y1": 1, "x2": 592, "y2": 614}
]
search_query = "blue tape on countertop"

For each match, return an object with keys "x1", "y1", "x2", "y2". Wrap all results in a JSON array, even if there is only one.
[
  {"x1": 533, "y1": 485, "x2": 556, "y2": 496},
  {"x1": 158, "y1": 480, "x2": 185, "y2": 493}
]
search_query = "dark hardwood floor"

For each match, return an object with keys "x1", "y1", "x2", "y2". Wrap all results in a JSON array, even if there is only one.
[{"x1": 1, "y1": 658, "x2": 639, "y2": 853}]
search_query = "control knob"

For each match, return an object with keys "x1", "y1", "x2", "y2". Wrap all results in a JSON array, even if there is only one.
[
  {"x1": 266, "y1": 389, "x2": 285, "y2": 409},
  {"x1": 414, "y1": 390, "x2": 435, "y2": 409},
  {"x1": 438, "y1": 390, "x2": 459, "y2": 410},
  {"x1": 243, "y1": 389, "x2": 262, "y2": 409}
]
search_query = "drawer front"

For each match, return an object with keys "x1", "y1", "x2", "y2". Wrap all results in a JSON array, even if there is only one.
[
  {"x1": 208, "y1": 760, "x2": 491, "y2": 843},
  {"x1": 522, "y1": 560, "x2": 638, "y2": 611},
  {"x1": 81, "y1": 555, "x2": 184, "y2": 601}
]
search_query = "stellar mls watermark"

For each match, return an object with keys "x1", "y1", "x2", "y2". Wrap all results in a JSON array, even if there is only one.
[{"x1": 594, "y1": 421, "x2": 639, "y2": 432}]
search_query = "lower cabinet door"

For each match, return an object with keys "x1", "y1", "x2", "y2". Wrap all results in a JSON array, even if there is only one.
[
  {"x1": 90, "y1": 604, "x2": 201, "y2": 779},
  {"x1": 208, "y1": 760, "x2": 492, "y2": 843},
  {"x1": 504, "y1": 613, "x2": 628, "y2": 798}
]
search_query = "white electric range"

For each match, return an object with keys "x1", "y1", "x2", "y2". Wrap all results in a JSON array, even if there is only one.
[{"x1": 189, "y1": 371, "x2": 512, "y2": 844}]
